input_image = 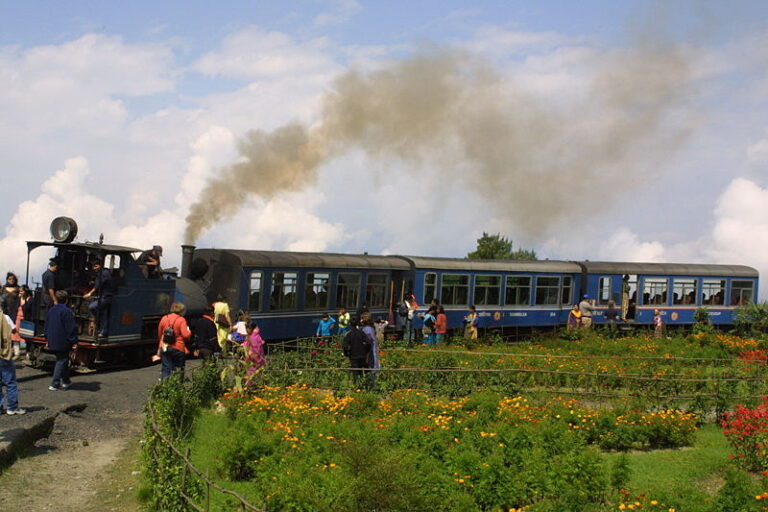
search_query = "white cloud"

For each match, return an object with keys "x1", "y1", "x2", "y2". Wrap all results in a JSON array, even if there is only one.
[
  {"x1": 707, "y1": 178, "x2": 768, "y2": 275},
  {"x1": 597, "y1": 228, "x2": 667, "y2": 262},
  {"x1": 468, "y1": 25, "x2": 578, "y2": 58},
  {"x1": 0, "y1": 34, "x2": 175, "y2": 136},
  {"x1": 193, "y1": 26, "x2": 340, "y2": 80},
  {"x1": 0, "y1": 157, "x2": 117, "y2": 281},
  {"x1": 313, "y1": 0, "x2": 362, "y2": 27}
]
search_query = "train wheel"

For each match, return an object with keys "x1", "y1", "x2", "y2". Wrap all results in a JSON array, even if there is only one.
[
  {"x1": 71, "y1": 347, "x2": 96, "y2": 373},
  {"x1": 26, "y1": 344, "x2": 42, "y2": 368}
]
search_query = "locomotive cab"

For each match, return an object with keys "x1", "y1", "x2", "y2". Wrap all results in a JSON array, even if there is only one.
[{"x1": 22, "y1": 218, "x2": 176, "y2": 368}]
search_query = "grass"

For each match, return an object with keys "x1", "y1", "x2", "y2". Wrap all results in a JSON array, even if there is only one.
[
  {"x1": 605, "y1": 424, "x2": 732, "y2": 511},
  {"x1": 84, "y1": 439, "x2": 144, "y2": 512}
]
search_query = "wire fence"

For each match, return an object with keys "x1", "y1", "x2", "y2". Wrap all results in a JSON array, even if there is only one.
[
  {"x1": 145, "y1": 367, "x2": 265, "y2": 512},
  {"x1": 256, "y1": 336, "x2": 768, "y2": 408}
]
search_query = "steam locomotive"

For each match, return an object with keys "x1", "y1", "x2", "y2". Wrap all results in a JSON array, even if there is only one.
[{"x1": 21, "y1": 217, "x2": 759, "y2": 368}]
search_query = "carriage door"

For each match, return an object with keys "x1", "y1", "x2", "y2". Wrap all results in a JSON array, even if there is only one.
[
  {"x1": 622, "y1": 275, "x2": 638, "y2": 320},
  {"x1": 391, "y1": 270, "x2": 409, "y2": 304}
]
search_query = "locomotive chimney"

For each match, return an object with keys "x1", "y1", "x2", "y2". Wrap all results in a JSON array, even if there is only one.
[{"x1": 181, "y1": 245, "x2": 195, "y2": 279}]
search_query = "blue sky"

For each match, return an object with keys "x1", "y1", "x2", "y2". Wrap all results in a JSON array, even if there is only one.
[{"x1": 1, "y1": 0, "x2": 768, "y2": 289}]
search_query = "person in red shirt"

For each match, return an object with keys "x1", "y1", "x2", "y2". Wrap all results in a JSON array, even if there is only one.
[
  {"x1": 435, "y1": 306, "x2": 448, "y2": 344},
  {"x1": 157, "y1": 302, "x2": 191, "y2": 379}
]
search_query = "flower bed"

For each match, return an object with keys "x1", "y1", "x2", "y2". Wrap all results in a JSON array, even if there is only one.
[{"x1": 185, "y1": 386, "x2": 700, "y2": 511}]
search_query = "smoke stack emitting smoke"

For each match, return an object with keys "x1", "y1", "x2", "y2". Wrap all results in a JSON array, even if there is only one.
[{"x1": 185, "y1": 45, "x2": 692, "y2": 244}]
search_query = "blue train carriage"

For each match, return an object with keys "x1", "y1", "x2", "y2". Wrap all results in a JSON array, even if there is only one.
[
  {"x1": 23, "y1": 218, "x2": 206, "y2": 368},
  {"x1": 404, "y1": 256, "x2": 583, "y2": 333},
  {"x1": 579, "y1": 261, "x2": 759, "y2": 327},
  {"x1": 184, "y1": 248, "x2": 412, "y2": 339}
]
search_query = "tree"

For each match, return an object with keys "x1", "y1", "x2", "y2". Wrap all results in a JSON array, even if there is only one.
[{"x1": 467, "y1": 232, "x2": 537, "y2": 260}]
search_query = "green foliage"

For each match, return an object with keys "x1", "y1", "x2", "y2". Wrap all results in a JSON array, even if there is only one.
[
  {"x1": 140, "y1": 363, "x2": 222, "y2": 511},
  {"x1": 734, "y1": 302, "x2": 768, "y2": 336},
  {"x1": 610, "y1": 453, "x2": 631, "y2": 490},
  {"x1": 467, "y1": 232, "x2": 537, "y2": 260},
  {"x1": 218, "y1": 413, "x2": 280, "y2": 480},
  {"x1": 709, "y1": 467, "x2": 761, "y2": 512},
  {"x1": 198, "y1": 390, "x2": 615, "y2": 511}
]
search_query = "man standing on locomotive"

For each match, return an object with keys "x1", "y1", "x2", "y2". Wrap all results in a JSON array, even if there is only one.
[
  {"x1": 137, "y1": 245, "x2": 163, "y2": 279},
  {"x1": 83, "y1": 260, "x2": 113, "y2": 337},
  {"x1": 41, "y1": 258, "x2": 60, "y2": 306},
  {"x1": 45, "y1": 290, "x2": 77, "y2": 391}
]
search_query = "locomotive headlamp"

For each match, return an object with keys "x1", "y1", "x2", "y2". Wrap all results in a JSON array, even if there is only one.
[{"x1": 50, "y1": 217, "x2": 78, "y2": 243}]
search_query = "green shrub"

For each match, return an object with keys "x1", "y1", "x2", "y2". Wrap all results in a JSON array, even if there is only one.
[
  {"x1": 218, "y1": 413, "x2": 280, "y2": 480},
  {"x1": 709, "y1": 467, "x2": 760, "y2": 512},
  {"x1": 610, "y1": 453, "x2": 631, "y2": 490}
]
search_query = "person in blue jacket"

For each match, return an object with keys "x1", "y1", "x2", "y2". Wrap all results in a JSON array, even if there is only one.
[
  {"x1": 45, "y1": 290, "x2": 78, "y2": 390},
  {"x1": 315, "y1": 312, "x2": 336, "y2": 345}
]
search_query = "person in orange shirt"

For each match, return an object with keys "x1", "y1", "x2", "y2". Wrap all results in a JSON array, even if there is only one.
[
  {"x1": 157, "y1": 302, "x2": 191, "y2": 379},
  {"x1": 435, "y1": 306, "x2": 448, "y2": 344}
]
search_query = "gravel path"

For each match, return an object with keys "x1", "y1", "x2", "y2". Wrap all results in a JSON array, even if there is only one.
[{"x1": 0, "y1": 361, "x2": 171, "y2": 511}]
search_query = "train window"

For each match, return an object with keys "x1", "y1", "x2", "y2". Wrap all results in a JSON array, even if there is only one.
[
  {"x1": 105, "y1": 254, "x2": 121, "y2": 269},
  {"x1": 535, "y1": 276, "x2": 560, "y2": 305},
  {"x1": 337, "y1": 273, "x2": 361, "y2": 309},
  {"x1": 366, "y1": 274, "x2": 388, "y2": 308},
  {"x1": 270, "y1": 272, "x2": 298, "y2": 311},
  {"x1": 474, "y1": 275, "x2": 501, "y2": 306},
  {"x1": 673, "y1": 279, "x2": 697, "y2": 305},
  {"x1": 643, "y1": 278, "x2": 668, "y2": 305},
  {"x1": 730, "y1": 280, "x2": 754, "y2": 306},
  {"x1": 248, "y1": 272, "x2": 262, "y2": 310},
  {"x1": 561, "y1": 276, "x2": 573, "y2": 305},
  {"x1": 441, "y1": 274, "x2": 470, "y2": 306},
  {"x1": 702, "y1": 279, "x2": 725, "y2": 305},
  {"x1": 505, "y1": 276, "x2": 531, "y2": 305},
  {"x1": 424, "y1": 273, "x2": 437, "y2": 303},
  {"x1": 305, "y1": 273, "x2": 330, "y2": 310},
  {"x1": 598, "y1": 277, "x2": 611, "y2": 305}
]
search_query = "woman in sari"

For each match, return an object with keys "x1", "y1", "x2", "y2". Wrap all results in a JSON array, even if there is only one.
[{"x1": 242, "y1": 323, "x2": 266, "y2": 376}]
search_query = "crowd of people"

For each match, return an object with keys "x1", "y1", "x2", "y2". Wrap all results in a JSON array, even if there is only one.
[
  {"x1": 155, "y1": 295, "x2": 266, "y2": 380},
  {"x1": 313, "y1": 295, "x2": 481, "y2": 386},
  {"x1": 567, "y1": 294, "x2": 664, "y2": 338}
]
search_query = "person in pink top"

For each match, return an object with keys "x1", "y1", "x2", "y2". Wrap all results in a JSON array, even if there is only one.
[
  {"x1": 435, "y1": 306, "x2": 448, "y2": 344},
  {"x1": 242, "y1": 323, "x2": 266, "y2": 377}
]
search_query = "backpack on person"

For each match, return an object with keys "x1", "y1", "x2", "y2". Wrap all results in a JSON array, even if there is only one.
[
  {"x1": 162, "y1": 316, "x2": 178, "y2": 345},
  {"x1": 424, "y1": 316, "x2": 435, "y2": 329},
  {"x1": 397, "y1": 302, "x2": 408, "y2": 318},
  {"x1": 162, "y1": 326, "x2": 175, "y2": 344}
]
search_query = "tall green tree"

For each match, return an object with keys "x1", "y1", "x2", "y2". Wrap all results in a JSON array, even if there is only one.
[{"x1": 467, "y1": 232, "x2": 537, "y2": 260}]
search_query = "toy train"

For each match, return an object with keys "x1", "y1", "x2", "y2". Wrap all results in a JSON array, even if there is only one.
[{"x1": 21, "y1": 217, "x2": 759, "y2": 367}]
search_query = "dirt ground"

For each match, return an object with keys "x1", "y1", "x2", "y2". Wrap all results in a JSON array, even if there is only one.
[{"x1": 0, "y1": 362, "x2": 168, "y2": 511}]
